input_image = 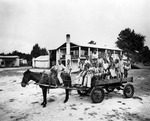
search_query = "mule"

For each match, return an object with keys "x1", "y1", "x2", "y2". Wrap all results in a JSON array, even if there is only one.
[{"x1": 21, "y1": 69, "x2": 71, "y2": 107}]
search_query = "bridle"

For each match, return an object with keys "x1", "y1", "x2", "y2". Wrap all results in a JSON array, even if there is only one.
[{"x1": 22, "y1": 73, "x2": 30, "y2": 85}]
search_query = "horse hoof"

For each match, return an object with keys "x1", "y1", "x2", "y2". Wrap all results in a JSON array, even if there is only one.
[
  {"x1": 64, "y1": 100, "x2": 68, "y2": 103},
  {"x1": 43, "y1": 105, "x2": 46, "y2": 108}
]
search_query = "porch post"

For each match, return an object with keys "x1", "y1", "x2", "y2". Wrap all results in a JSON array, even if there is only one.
[
  {"x1": 65, "y1": 34, "x2": 71, "y2": 66},
  {"x1": 56, "y1": 49, "x2": 60, "y2": 65},
  {"x1": 78, "y1": 46, "x2": 81, "y2": 65},
  {"x1": 105, "y1": 49, "x2": 108, "y2": 57},
  {"x1": 88, "y1": 47, "x2": 90, "y2": 57},
  {"x1": 105, "y1": 49, "x2": 107, "y2": 54},
  {"x1": 79, "y1": 46, "x2": 81, "y2": 58},
  {"x1": 113, "y1": 50, "x2": 115, "y2": 60}
]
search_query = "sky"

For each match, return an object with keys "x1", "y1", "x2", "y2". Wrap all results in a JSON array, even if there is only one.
[{"x1": 0, "y1": 0, "x2": 150, "y2": 54}]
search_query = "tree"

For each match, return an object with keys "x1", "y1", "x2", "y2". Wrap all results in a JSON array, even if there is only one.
[
  {"x1": 142, "y1": 46, "x2": 150, "y2": 64},
  {"x1": 11, "y1": 50, "x2": 32, "y2": 62},
  {"x1": 0, "y1": 52, "x2": 5, "y2": 55},
  {"x1": 1, "y1": 50, "x2": 32, "y2": 66},
  {"x1": 116, "y1": 28, "x2": 145, "y2": 60},
  {"x1": 31, "y1": 43, "x2": 48, "y2": 58},
  {"x1": 31, "y1": 44, "x2": 41, "y2": 58},
  {"x1": 41, "y1": 47, "x2": 48, "y2": 55}
]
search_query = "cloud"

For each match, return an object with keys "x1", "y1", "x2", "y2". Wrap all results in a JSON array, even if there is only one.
[{"x1": 0, "y1": 0, "x2": 150, "y2": 53}]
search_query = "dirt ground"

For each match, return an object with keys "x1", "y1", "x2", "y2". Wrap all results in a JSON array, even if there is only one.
[{"x1": 0, "y1": 65, "x2": 150, "y2": 121}]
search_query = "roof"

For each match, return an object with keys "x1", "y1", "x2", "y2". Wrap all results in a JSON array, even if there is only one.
[
  {"x1": 34, "y1": 55, "x2": 49, "y2": 61},
  {"x1": 49, "y1": 41, "x2": 121, "y2": 51},
  {"x1": 71, "y1": 42, "x2": 121, "y2": 51},
  {"x1": 0, "y1": 56, "x2": 19, "y2": 59}
]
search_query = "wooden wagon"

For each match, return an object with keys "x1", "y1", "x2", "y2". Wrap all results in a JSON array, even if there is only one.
[
  {"x1": 36, "y1": 76, "x2": 134, "y2": 103},
  {"x1": 78, "y1": 76, "x2": 134, "y2": 103}
]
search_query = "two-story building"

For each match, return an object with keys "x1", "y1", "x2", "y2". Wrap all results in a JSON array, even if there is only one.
[{"x1": 49, "y1": 34, "x2": 121, "y2": 72}]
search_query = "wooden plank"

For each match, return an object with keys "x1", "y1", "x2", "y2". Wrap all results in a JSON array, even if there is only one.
[
  {"x1": 96, "y1": 77, "x2": 133, "y2": 86},
  {"x1": 122, "y1": 77, "x2": 133, "y2": 82}
]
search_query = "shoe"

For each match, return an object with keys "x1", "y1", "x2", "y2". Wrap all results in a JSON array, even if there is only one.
[{"x1": 59, "y1": 83, "x2": 64, "y2": 87}]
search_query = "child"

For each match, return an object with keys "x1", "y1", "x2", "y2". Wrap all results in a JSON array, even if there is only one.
[
  {"x1": 97, "y1": 54, "x2": 103, "y2": 68},
  {"x1": 119, "y1": 56, "x2": 125, "y2": 78},
  {"x1": 56, "y1": 59, "x2": 66, "y2": 86},
  {"x1": 115, "y1": 59, "x2": 121, "y2": 78},
  {"x1": 83, "y1": 66, "x2": 94, "y2": 87},
  {"x1": 74, "y1": 60, "x2": 86, "y2": 86},
  {"x1": 102, "y1": 58, "x2": 110, "y2": 79},
  {"x1": 49, "y1": 61, "x2": 58, "y2": 86},
  {"x1": 124, "y1": 60, "x2": 131, "y2": 77},
  {"x1": 78, "y1": 60, "x2": 84, "y2": 72},
  {"x1": 109, "y1": 62, "x2": 117, "y2": 79},
  {"x1": 94, "y1": 62, "x2": 101, "y2": 76},
  {"x1": 65, "y1": 59, "x2": 72, "y2": 76}
]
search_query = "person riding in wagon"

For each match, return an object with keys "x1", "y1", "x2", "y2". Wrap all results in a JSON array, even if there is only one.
[
  {"x1": 65, "y1": 59, "x2": 72, "y2": 76},
  {"x1": 74, "y1": 56, "x2": 91, "y2": 87},
  {"x1": 119, "y1": 55, "x2": 125, "y2": 78},
  {"x1": 115, "y1": 59, "x2": 121, "y2": 78},
  {"x1": 83, "y1": 62, "x2": 94, "y2": 88},
  {"x1": 56, "y1": 59, "x2": 66, "y2": 86},
  {"x1": 102, "y1": 58, "x2": 110, "y2": 79},
  {"x1": 49, "y1": 61, "x2": 58, "y2": 86},
  {"x1": 124, "y1": 59, "x2": 131, "y2": 77}
]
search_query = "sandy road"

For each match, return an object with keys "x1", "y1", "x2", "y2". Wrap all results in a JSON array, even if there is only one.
[{"x1": 0, "y1": 67, "x2": 150, "y2": 121}]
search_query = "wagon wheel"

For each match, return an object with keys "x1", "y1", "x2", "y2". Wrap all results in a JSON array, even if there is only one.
[
  {"x1": 123, "y1": 83, "x2": 134, "y2": 98},
  {"x1": 105, "y1": 86, "x2": 115, "y2": 93},
  {"x1": 91, "y1": 87, "x2": 105, "y2": 103}
]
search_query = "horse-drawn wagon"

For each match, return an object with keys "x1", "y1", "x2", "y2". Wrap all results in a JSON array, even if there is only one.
[
  {"x1": 36, "y1": 73, "x2": 134, "y2": 104},
  {"x1": 21, "y1": 69, "x2": 134, "y2": 107}
]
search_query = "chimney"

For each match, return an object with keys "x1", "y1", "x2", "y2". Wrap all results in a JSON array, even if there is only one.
[
  {"x1": 66, "y1": 34, "x2": 70, "y2": 55},
  {"x1": 65, "y1": 34, "x2": 71, "y2": 66}
]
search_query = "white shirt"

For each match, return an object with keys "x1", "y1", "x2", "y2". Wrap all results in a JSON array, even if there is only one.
[
  {"x1": 119, "y1": 59, "x2": 125, "y2": 73},
  {"x1": 110, "y1": 68, "x2": 117, "y2": 77},
  {"x1": 92, "y1": 52, "x2": 98, "y2": 59},
  {"x1": 98, "y1": 58, "x2": 103, "y2": 64},
  {"x1": 57, "y1": 64, "x2": 66, "y2": 73},
  {"x1": 103, "y1": 62, "x2": 109, "y2": 70},
  {"x1": 65, "y1": 64, "x2": 72, "y2": 74},
  {"x1": 84, "y1": 60, "x2": 91, "y2": 65}
]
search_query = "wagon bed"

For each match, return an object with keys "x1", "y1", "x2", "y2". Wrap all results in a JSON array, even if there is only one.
[{"x1": 94, "y1": 77, "x2": 133, "y2": 85}]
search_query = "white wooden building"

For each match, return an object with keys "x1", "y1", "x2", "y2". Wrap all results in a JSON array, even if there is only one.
[
  {"x1": 32, "y1": 55, "x2": 50, "y2": 68},
  {"x1": 0, "y1": 56, "x2": 19, "y2": 67}
]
